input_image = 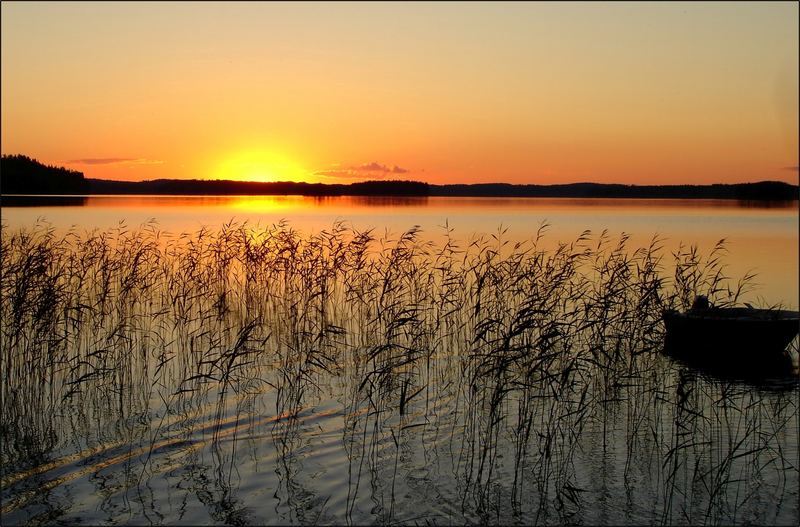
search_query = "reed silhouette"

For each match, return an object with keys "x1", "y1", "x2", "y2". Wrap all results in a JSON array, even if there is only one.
[{"x1": 1, "y1": 220, "x2": 797, "y2": 525}]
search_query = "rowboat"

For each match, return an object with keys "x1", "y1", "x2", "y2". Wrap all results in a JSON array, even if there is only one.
[{"x1": 662, "y1": 300, "x2": 799, "y2": 374}]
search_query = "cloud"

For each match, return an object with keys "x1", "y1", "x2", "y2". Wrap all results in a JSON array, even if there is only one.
[
  {"x1": 315, "y1": 169, "x2": 365, "y2": 179},
  {"x1": 315, "y1": 161, "x2": 410, "y2": 180},
  {"x1": 355, "y1": 162, "x2": 408, "y2": 174},
  {"x1": 67, "y1": 158, "x2": 164, "y2": 165}
]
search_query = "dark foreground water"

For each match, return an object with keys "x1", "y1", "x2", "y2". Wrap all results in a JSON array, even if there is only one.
[{"x1": 3, "y1": 359, "x2": 798, "y2": 525}]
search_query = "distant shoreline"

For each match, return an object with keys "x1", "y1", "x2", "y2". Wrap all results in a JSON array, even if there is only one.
[
  {"x1": 2, "y1": 177, "x2": 799, "y2": 201},
  {"x1": 1, "y1": 154, "x2": 798, "y2": 201},
  {"x1": 35, "y1": 178, "x2": 800, "y2": 201}
]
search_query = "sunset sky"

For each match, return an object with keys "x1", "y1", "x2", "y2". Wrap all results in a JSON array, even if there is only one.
[{"x1": 2, "y1": 1, "x2": 797, "y2": 185}]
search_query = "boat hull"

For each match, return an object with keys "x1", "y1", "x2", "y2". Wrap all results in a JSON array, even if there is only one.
[{"x1": 662, "y1": 308, "x2": 799, "y2": 373}]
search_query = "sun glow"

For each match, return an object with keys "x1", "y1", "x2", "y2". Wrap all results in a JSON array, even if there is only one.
[{"x1": 215, "y1": 149, "x2": 310, "y2": 183}]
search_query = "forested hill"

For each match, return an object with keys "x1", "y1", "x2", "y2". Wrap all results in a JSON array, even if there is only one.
[
  {"x1": 1, "y1": 155, "x2": 797, "y2": 200},
  {"x1": 432, "y1": 181, "x2": 799, "y2": 200},
  {"x1": 85, "y1": 178, "x2": 430, "y2": 196},
  {"x1": 84, "y1": 179, "x2": 798, "y2": 200},
  {"x1": 1, "y1": 154, "x2": 89, "y2": 194}
]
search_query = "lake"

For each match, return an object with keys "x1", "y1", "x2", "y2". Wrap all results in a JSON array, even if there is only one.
[{"x1": 1, "y1": 195, "x2": 798, "y2": 525}]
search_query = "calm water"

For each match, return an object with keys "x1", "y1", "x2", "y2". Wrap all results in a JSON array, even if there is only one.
[{"x1": 1, "y1": 195, "x2": 798, "y2": 525}]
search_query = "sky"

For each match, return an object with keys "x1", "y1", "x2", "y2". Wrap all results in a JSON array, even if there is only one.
[{"x1": 1, "y1": 1, "x2": 798, "y2": 185}]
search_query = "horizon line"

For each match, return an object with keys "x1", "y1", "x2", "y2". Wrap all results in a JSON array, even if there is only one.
[{"x1": 83, "y1": 176, "x2": 799, "y2": 188}]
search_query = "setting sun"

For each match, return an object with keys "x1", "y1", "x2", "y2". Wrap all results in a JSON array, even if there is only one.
[{"x1": 215, "y1": 149, "x2": 310, "y2": 183}]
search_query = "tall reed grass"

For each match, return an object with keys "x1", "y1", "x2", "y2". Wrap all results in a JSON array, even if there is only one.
[{"x1": 1, "y1": 220, "x2": 795, "y2": 525}]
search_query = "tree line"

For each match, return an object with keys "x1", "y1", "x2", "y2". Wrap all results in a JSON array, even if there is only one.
[
  {"x1": 1, "y1": 154, "x2": 797, "y2": 200},
  {"x1": 1, "y1": 154, "x2": 89, "y2": 194}
]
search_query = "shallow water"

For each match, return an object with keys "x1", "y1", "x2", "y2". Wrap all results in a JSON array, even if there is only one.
[
  {"x1": 1, "y1": 197, "x2": 798, "y2": 525},
  {"x1": 2, "y1": 354, "x2": 798, "y2": 525}
]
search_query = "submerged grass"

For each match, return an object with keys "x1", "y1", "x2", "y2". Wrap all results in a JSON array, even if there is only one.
[{"x1": 0, "y1": 220, "x2": 796, "y2": 525}]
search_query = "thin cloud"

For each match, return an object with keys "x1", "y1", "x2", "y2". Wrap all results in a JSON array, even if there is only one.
[
  {"x1": 354, "y1": 162, "x2": 408, "y2": 174},
  {"x1": 315, "y1": 161, "x2": 410, "y2": 180},
  {"x1": 315, "y1": 169, "x2": 365, "y2": 180},
  {"x1": 67, "y1": 158, "x2": 164, "y2": 165}
]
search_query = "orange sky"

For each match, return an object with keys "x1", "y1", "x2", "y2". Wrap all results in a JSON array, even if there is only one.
[{"x1": 2, "y1": 2, "x2": 798, "y2": 185}]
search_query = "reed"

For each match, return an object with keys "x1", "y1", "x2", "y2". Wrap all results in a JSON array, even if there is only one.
[{"x1": 0, "y1": 220, "x2": 796, "y2": 525}]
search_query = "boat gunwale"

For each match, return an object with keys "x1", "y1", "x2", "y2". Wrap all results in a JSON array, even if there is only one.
[{"x1": 663, "y1": 307, "x2": 800, "y2": 322}]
